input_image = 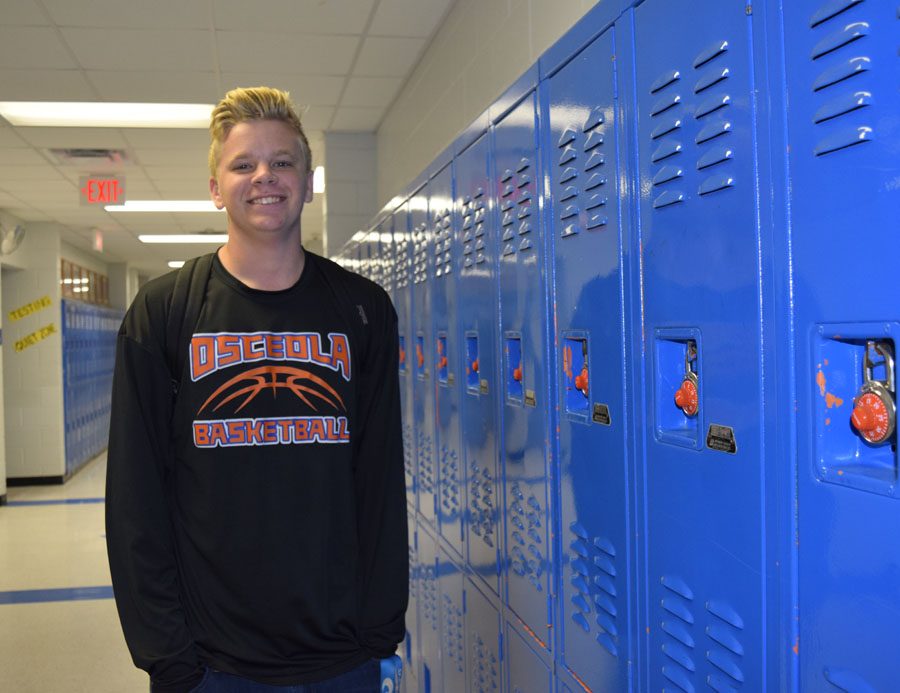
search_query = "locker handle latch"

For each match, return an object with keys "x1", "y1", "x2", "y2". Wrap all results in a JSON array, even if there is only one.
[
  {"x1": 851, "y1": 340, "x2": 896, "y2": 444},
  {"x1": 674, "y1": 341, "x2": 699, "y2": 417}
]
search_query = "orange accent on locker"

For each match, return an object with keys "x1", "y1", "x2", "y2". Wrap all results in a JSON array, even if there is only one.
[
  {"x1": 513, "y1": 364, "x2": 523, "y2": 382},
  {"x1": 574, "y1": 367, "x2": 589, "y2": 396},
  {"x1": 472, "y1": 359, "x2": 479, "y2": 373}
]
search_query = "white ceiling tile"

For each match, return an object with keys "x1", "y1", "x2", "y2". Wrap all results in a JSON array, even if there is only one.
[
  {"x1": 61, "y1": 28, "x2": 214, "y2": 71},
  {"x1": 6, "y1": 164, "x2": 66, "y2": 181},
  {"x1": 0, "y1": 148, "x2": 51, "y2": 165},
  {"x1": 0, "y1": 69, "x2": 96, "y2": 101},
  {"x1": 143, "y1": 164, "x2": 211, "y2": 181},
  {"x1": 341, "y1": 77, "x2": 403, "y2": 108},
  {"x1": 132, "y1": 148, "x2": 208, "y2": 167},
  {"x1": 151, "y1": 180, "x2": 217, "y2": 198},
  {"x1": 87, "y1": 71, "x2": 220, "y2": 103},
  {"x1": 41, "y1": 0, "x2": 209, "y2": 29},
  {"x1": 3, "y1": 179, "x2": 76, "y2": 195},
  {"x1": 5, "y1": 207, "x2": 53, "y2": 221},
  {"x1": 0, "y1": 27, "x2": 77, "y2": 69},
  {"x1": 0, "y1": 192, "x2": 25, "y2": 205},
  {"x1": 2, "y1": 0, "x2": 51, "y2": 26},
  {"x1": 330, "y1": 107, "x2": 384, "y2": 131},
  {"x1": 216, "y1": 32, "x2": 359, "y2": 75},
  {"x1": 220, "y1": 73, "x2": 346, "y2": 107},
  {"x1": 212, "y1": 0, "x2": 376, "y2": 35},
  {"x1": 353, "y1": 37, "x2": 426, "y2": 77},
  {"x1": 369, "y1": 0, "x2": 455, "y2": 37},
  {"x1": 15, "y1": 127, "x2": 130, "y2": 149},
  {"x1": 297, "y1": 106, "x2": 334, "y2": 133},
  {"x1": 121, "y1": 129, "x2": 210, "y2": 150},
  {"x1": 0, "y1": 127, "x2": 30, "y2": 148}
]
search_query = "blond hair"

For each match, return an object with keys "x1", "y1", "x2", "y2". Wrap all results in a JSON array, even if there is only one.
[{"x1": 208, "y1": 86, "x2": 312, "y2": 177}]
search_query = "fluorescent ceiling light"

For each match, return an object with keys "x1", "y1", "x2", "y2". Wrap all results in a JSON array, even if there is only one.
[
  {"x1": 106, "y1": 200, "x2": 222, "y2": 212},
  {"x1": 0, "y1": 101, "x2": 213, "y2": 128},
  {"x1": 313, "y1": 165, "x2": 325, "y2": 193},
  {"x1": 139, "y1": 234, "x2": 228, "y2": 244},
  {"x1": 168, "y1": 260, "x2": 186, "y2": 268}
]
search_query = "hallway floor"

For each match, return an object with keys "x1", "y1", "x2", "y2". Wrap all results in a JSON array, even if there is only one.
[{"x1": 0, "y1": 454, "x2": 147, "y2": 691}]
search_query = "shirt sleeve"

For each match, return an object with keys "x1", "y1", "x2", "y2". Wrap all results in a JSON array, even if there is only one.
[
  {"x1": 105, "y1": 298, "x2": 205, "y2": 693},
  {"x1": 351, "y1": 290, "x2": 410, "y2": 656}
]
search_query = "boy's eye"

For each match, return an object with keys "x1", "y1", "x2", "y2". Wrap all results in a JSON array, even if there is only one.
[
  {"x1": 232, "y1": 162, "x2": 251, "y2": 171},
  {"x1": 274, "y1": 160, "x2": 293, "y2": 168}
]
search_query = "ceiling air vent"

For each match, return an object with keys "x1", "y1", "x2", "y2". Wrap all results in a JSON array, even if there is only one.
[{"x1": 47, "y1": 148, "x2": 131, "y2": 167}]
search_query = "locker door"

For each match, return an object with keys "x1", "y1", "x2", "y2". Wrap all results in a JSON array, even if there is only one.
[
  {"x1": 634, "y1": 0, "x2": 769, "y2": 689},
  {"x1": 494, "y1": 91, "x2": 554, "y2": 647},
  {"x1": 506, "y1": 623, "x2": 552, "y2": 693},
  {"x1": 465, "y1": 578, "x2": 502, "y2": 693},
  {"x1": 784, "y1": 1, "x2": 900, "y2": 688},
  {"x1": 404, "y1": 516, "x2": 421, "y2": 693},
  {"x1": 394, "y1": 203, "x2": 418, "y2": 512},
  {"x1": 411, "y1": 184, "x2": 438, "y2": 528},
  {"x1": 430, "y1": 162, "x2": 465, "y2": 558},
  {"x1": 545, "y1": 25, "x2": 633, "y2": 692},
  {"x1": 437, "y1": 547, "x2": 466, "y2": 693},
  {"x1": 457, "y1": 132, "x2": 502, "y2": 596}
]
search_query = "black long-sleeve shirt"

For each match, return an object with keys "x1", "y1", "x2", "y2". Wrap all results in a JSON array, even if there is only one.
[{"x1": 106, "y1": 251, "x2": 408, "y2": 691}]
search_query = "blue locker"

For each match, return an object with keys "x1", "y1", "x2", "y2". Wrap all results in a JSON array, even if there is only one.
[
  {"x1": 633, "y1": 0, "x2": 777, "y2": 689},
  {"x1": 411, "y1": 183, "x2": 438, "y2": 528},
  {"x1": 505, "y1": 621, "x2": 552, "y2": 693},
  {"x1": 784, "y1": 0, "x2": 900, "y2": 689},
  {"x1": 494, "y1": 88, "x2": 555, "y2": 648},
  {"x1": 404, "y1": 514, "x2": 421, "y2": 693},
  {"x1": 430, "y1": 162, "x2": 465, "y2": 558},
  {"x1": 417, "y1": 523, "x2": 441, "y2": 692},
  {"x1": 545, "y1": 24, "x2": 634, "y2": 692},
  {"x1": 457, "y1": 132, "x2": 503, "y2": 597},
  {"x1": 394, "y1": 203, "x2": 418, "y2": 513},
  {"x1": 437, "y1": 546, "x2": 466, "y2": 693},
  {"x1": 465, "y1": 578, "x2": 502, "y2": 693}
]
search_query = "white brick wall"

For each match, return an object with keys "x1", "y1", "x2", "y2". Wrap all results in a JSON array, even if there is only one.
[{"x1": 376, "y1": 0, "x2": 596, "y2": 208}]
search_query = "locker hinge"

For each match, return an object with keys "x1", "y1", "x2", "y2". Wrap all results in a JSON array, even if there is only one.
[
  {"x1": 745, "y1": 4, "x2": 752, "y2": 14},
  {"x1": 498, "y1": 631, "x2": 504, "y2": 661}
]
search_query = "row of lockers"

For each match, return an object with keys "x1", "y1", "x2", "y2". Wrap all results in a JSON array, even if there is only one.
[
  {"x1": 336, "y1": 0, "x2": 898, "y2": 690},
  {"x1": 61, "y1": 300, "x2": 122, "y2": 477}
]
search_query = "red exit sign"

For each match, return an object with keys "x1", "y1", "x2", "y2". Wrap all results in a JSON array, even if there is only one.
[{"x1": 79, "y1": 176, "x2": 125, "y2": 206}]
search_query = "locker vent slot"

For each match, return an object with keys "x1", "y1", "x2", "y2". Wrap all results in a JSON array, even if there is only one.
[
  {"x1": 650, "y1": 68, "x2": 681, "y2": 93},
  {"x1": 468, "y1": 460, "x2": 496, "y2": 548},
  {"x1": 812, "y1": 56, "x2": 870, "y2": 91},
  {"x1": 660, "y1": 575, "x2": 697, "y2": 690},
  {"x1": 693, "y1": 39, "x2": 729, "y2": 69},
  {"x1": 810, "y1": 0, "x2": 864, "y2": 27},
  {"x1": 810, "y1": 21, "x2": 869, "y2": 60},
  {"x1": 403, "y1": 423, "x2": 414, "y2": 486}
]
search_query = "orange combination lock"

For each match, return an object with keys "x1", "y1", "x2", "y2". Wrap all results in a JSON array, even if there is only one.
[
  {"x1": 850, "y1": 341, "x2": 896, "y2": 445},
  {"x1": 674, "y1": 341, "x2": 699, "y2": 417},
  {"x1": 471, "y1": 358, "x2": 479, "y2": 374},
  {"x1": 574, "y1": 367, "x2": 589, "y2": 397}
]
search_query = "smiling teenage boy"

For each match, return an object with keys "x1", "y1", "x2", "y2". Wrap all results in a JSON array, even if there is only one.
[{"x1": 106, "y1": 87, "x2": 408, "y2": 692}]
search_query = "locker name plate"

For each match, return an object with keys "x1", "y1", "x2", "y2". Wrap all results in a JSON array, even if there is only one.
[
  {"x1": 593, "y1": 403, "x2": 611, "y2": 426},
  {"x1": 524, "y1": 390, "x2": 537, "y2": 407},
  {"x1": 706, "y1": 424, "x2": 737, "y2": 454},
  {"x1": 480, "y1": 379, "x2": 489, "y2": 395}
]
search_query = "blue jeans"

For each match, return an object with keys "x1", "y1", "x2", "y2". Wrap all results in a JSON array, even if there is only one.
[{"x1": 191, "y1": 658, "x2": 380, "y2": 692}]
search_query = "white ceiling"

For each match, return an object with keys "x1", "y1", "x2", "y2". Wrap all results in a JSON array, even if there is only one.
[{"x1": 0, "y1": 0, "x2": 454, "y2": 276}]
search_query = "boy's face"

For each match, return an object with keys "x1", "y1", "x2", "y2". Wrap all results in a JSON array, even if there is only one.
[{"x1": 209, "y1": 119, "x2": 313, "y2": 241}]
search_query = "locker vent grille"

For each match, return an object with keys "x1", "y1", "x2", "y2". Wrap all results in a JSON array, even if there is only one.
[
  {"x1": 809, "y1": 0, "x2": 875, "y2": 156},
  {"x1": 439, "y1": 446, "x2": 461, "y2": 518},
  {"x1": 692, "y1": 39, "x2": 736, "y2": 197},
  {"x1": 508, "y1": 482, "x2": 546, "y2": 593},
  {"x1": 500, "y1": 160, "x2": 535, "y2": 257},
  {"x1": 403, "y1": 423, "x2": 414, "y2": 486},
  {"x1": 417, "y1": 429, "x2": 435, "y2": 496},
  {"x1": 659, "y1": 574, "x2": 697, "y2": 691},
  {"x1": 557, "y1": 108, "x2": 609, "y2": 238},
  {"x1": 397, "y1": 236, "x2": 411, "y2": 289},
  {"x1": 471, "y1": 632, "x2": 499, "y2": 692},
  {"x1": 433, "y1": 209, "x2": 454, "y2": 278},
  {"x1": 568, "y1": 522, "x2": 620, "y2": 658},
  {"x1": 422, "y1": 563, "x2": 438, "y2": 630},
  {"x1": 705, "y1": 600, "x2": 746, "y2": 689},
  {"x1": 469, "y1": 460, "x2": 497, "y2": 548},
  {"x1": 413, "y1": 223, "x2": 429, "y2": 284},
  {"x1": 408, "y1": 543, "x2": 418, "y2": 600},
  {"x1": 648, "y1": 64, "x2": 687, "y2": 210},
  {"x1": 442, "y1": 593, "x2": 465, "y2": 672}
]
